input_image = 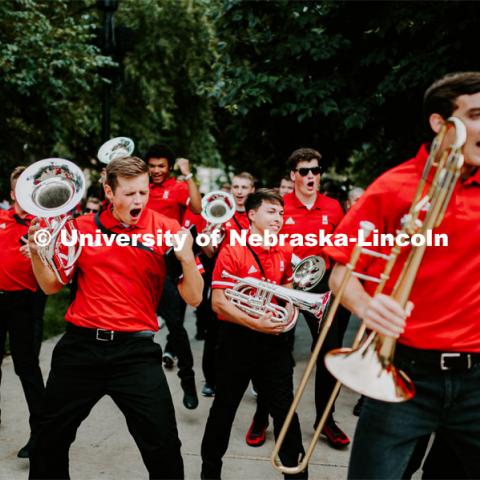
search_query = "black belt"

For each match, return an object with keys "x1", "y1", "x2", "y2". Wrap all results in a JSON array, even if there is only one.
[
  {"x1": 395, "y1": 343, "x2": 480, "y2": 372},
  {"x1": 66, "y1": 324, "x2": 155, "y2": 342}
]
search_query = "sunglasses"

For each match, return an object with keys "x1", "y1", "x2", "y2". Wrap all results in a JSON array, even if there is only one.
[
  {"x1": 295, "y1": 167, "x2": 321, "y2": 177},
  {"x1": 85, "y1": 208, "x2": 100, "y2": 214}
]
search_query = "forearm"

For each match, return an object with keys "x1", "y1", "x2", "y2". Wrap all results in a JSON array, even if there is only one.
[
  {"x1": 31, "y1": 253, "x2": 63, "y2": 295},
  {"x1": 211, "y1": 290, "x2": 258, "y2": 329},
  {"x1": 187, "y1": 180, "x2": 202, "y2": 214},
  {"x1": 177, "y1": 258, "x2": 204, "y2": 307}
]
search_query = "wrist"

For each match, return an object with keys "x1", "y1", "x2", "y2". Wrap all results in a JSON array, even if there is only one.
[{"x1": 183, "y1": 173, "x2": 193, "y2": 181}]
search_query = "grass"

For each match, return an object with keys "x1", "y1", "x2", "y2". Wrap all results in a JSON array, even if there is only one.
[{"x1": 42, "y1": 287, "x2": 71, "y2": 340}]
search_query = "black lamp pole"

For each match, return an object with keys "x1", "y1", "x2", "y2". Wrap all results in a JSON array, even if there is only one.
[{"x1": 97, "y1": 0, "x2": 119, "y2": 143}]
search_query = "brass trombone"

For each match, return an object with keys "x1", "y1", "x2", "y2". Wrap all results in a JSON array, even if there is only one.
[{"x1": 271, "y1": 117, "x2": 466, "y2": 474}]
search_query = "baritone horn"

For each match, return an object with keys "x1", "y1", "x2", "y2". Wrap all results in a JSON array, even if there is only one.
[
  {"x1": 271, "y1": 116, "x2": 466, "y2": 475},
  {"x1": 222, "y1": 271, "x2": 332, "y2": 332},
  {"x1": 16, "y1": 158, "x2": 86, "y2": 285},
  {"x1": 292, "y1": 255, "x2": 326, "y2": 291},
  {"x1": 97, "y1": 137, "x2": 134, "y2": 164}
]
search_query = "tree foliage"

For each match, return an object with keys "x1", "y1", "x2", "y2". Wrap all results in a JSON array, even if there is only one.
[
  {"x1": 2, "y1": 0, "x2": 480, "y2": 198},
  {"x1": 0, "y1": 0, "x2": 110, "y2": 177},
  {"x1": 204, "y1": 0, "x2": 480, "y2": 187}
]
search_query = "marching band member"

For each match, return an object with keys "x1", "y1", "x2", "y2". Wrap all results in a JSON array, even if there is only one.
[
  {"x1": 0, "y1": 167, "x2": 46, "y2": 459},
  {"x1": 145, "y1": 143, "x2": 202, "y2": 409},
  {"x1": 279, "y1": 176, "x2": 294, "y2": 197},
  {"x1": 246, "y1": 148, "x2": 350, "y2": 449},
  {"x1": 28, "y1": 156, "x2": 203, "y2": 479},
  {"x1": 200, "y1": 172, "x2": 255, "y2": 397},
  {"x1": 201, "y1": 189, "x2": 306, "y2": 480},
  {"x1": 325, "y1": 72, "x2": 480, "y2": 479}
]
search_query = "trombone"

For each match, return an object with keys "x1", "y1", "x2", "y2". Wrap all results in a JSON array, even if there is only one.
[{"x1": 271, "y1": 117, "x2": 466, "y2": 474}]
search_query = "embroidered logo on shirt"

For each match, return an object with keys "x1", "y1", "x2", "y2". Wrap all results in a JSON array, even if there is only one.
[
  {"x1": 322, "y1": 215, "x2": 329, "y2": 225},
  {"x1": 285, "y1": 217, "x2": 295, "y2": 225},
  {"x1": 0, "y1": 223, "x2": 6, "y2": 229},
  {"x1": 248, "y1": 265, "x2": 258, "y2": 274},
  {"x1": 163, "y1": 191, "x2": 169, "y2": 199}
]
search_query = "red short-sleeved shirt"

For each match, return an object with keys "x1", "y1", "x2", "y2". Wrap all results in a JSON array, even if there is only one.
[
  {"x1": 65, "y1": 207, "x2": 182, "y2": 331},
  {"x1": 147, "y1": 177, "x2": 189, "y2": 222},
  {"x1": 281, "y1": 192, "x2": 344, "y2": 268},
  {"x1": 0, "y1": 209, "x2": 37, "y2": 292},
  {"x1": 182, "y1": 208, "x2": 206, "y2": 232},
  {"x1": 212, "y1": 238, "x2": 293, "y2": 321},
  {"x1": 324, "y1": 144, "x2": 480, "y2": 352}
]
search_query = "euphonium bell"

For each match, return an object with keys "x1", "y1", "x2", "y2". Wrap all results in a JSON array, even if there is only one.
[
  {"x1": 292, "y1": 255, "x2": 326, "y2": 291},
  {"x1": 201, "y1": 190, "x2": 236, "y2": 244},
  {"x1": 16, "y1": 158, "x2": 86, "y2": 284},
  {"x1": 97, "y1": 137, "x2": 134, "y2": 165}
]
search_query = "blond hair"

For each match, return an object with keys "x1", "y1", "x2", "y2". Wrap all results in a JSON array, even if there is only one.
[{"x1": 106, "y1": 156, "x2": 148, "y2": 192}]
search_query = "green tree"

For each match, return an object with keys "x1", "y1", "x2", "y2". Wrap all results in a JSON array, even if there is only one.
[
  {"x1": 113, "y1": 0, "x2": 219, "y2": 166},
  {"x1": 203, "y1": 0, "x2": 480, "y2": 187},
  {"x1": 0, "y1": 0, "x2": 111, "y2": 187}
]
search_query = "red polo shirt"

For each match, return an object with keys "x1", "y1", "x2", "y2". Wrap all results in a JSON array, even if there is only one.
[
  {"x1": 147, "y1": 177, "x2": 189, "y2": 222},
  {"x1": 281, "y1": 192, "x2": 344, "y2": 268},
  {"x1": 212, "y1": 238, "x2": 293, "y2": 321},
  {"x1": 222, "y1": 210, "x2": 250, "y2": 245},
  {"x1": 65, "y1": 207, "x2": 182, "y2": 332},
  {"x1": 324, "y1": 144, "x2": 480, "y2": 352},
  {"x1": 0, "y1": 208, "x2": 37, "y2": 292},
  {"x1": 182, "y1": 207, "x2": 206, "y2": 232}
]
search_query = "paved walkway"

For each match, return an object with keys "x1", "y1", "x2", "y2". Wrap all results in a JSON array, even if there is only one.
[{"x1": 0, "y1": 308, "x2": 360, "y2": 479}]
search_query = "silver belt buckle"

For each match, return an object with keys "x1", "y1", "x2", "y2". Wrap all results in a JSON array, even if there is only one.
[
  {"x1": 440, "y1": 352, "x2": 462, "y2": 370},
  {"x1": 96, "y1": 329, "x2": 114, "y2": 341}
]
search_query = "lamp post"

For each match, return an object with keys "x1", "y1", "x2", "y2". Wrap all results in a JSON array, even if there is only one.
[{"x1": 97, "y1": 0, "x2": 119, "y2": 143}]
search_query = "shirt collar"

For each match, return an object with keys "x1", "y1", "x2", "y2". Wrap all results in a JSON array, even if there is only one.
[
  {"x1": 99, "y1": 205, "x2": 149, "y2": 231},
  {"x1": 7, "y1": 207, "x2": 34, "y2": 223},
  {"x1": 290, "y1": 191, "x2": 323, "y2": 210},
  {"x1": 150, "y1": 177, "x2": 175, "y2": 190}
]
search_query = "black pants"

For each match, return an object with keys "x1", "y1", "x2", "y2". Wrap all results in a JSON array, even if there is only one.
[
  {"x1": 201, "y1": 323, "x2": 306, "y2": 479},
  {"x1": 252, "y1": 291, "x2": 350, "y2": 428},
  {"x1": 195, "y1": 255, "x2": 215, "y2": 337},
  {"x1": 200, "y1": 259, "x2": 219, "y2": 386},
  {"x1": 0, "y1": 289, "x2": 45, "y2": 435},
  {"x1": 158, "y1": 275, "x2": 194, "y2": 381},
  {"x1": 29, "y1": 330, "x2": 184, "y2": 480}
]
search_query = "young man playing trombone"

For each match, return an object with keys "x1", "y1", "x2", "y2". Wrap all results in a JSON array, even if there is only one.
[
  {"x1": 201, "y1": 189, "x2": 306, "y2": 480},
  {"x1": 325, "y1": 72, "x2": 480, "y2": 478}
]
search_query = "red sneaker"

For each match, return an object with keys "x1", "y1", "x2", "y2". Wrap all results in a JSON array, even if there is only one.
[
  {"x1": 321, "y1": 419, "x2": 350, "y2": 449},
  {"x1": 245, "y1": 420, "x2": 268, "y2": 447}
]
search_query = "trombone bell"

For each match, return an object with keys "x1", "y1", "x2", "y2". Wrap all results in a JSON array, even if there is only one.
[{"x1": 325, "y1": 338, "x2": 415, "y2": 403}]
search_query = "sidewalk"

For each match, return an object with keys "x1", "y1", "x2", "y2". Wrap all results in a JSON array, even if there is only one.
[{"x1": 0, "y1": 308, "x2": 358, "y2": 480}]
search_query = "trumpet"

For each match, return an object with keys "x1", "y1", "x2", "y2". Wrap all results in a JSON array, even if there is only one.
[
  {"x1": 271, "y1": 116, "x2": 466, "y2": 474},
  {"x1": 222, "y1": 271, "x2": 332, "y2": 332},
  {"x1": 16, "y1": 158, "x2": 86, "y2": 285},
  {"x1": 97, "y1": 137, "x2": 134, "y2": 165}
]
